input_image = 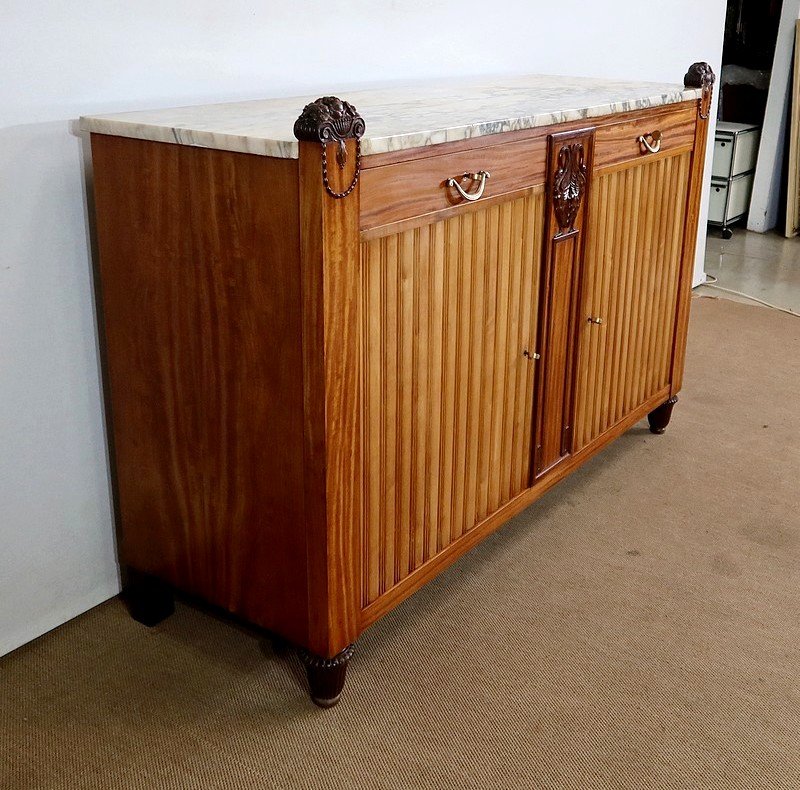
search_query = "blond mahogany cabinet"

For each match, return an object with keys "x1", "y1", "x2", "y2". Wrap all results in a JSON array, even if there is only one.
[{"x1": 83, "y1": 64, "x2": 714, "y2": 707}]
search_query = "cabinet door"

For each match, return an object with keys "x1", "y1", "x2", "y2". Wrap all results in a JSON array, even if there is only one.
[
  {"x1": 573, "y1": 151, "x2": 692, "y2": 450},
  {"x1": 361, "y1": 190, "x2": 544, "y2": 606}
]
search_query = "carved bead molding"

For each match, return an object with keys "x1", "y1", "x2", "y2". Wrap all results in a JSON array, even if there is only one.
[
  {"x1": 298, "y1": 643, "x2": 356, "y2": 670},
  {"x1": 684, "y1": 62, "x2": 716, "y2": 121},
  {"x1": 552, "y1": 142, "x2": 588, "y2": 235},
  {"x1": 294, "y1": 96, "x2": 366, "y2": 199},
  {"x1": 298, "y1": 643, "x2": 356, "y2": 708}
]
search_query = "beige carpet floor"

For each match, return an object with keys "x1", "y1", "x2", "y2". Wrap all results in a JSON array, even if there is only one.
[{"x1": 2, "y1": 296, "x2": 799, "y2": 790}]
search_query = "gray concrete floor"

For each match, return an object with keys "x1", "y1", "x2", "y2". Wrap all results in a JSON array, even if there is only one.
[{"x1": 697, "y1": 227, "x2": 800, "y2": 314}]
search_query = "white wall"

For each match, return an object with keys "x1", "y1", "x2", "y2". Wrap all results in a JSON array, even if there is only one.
[{"x1": 0, "y1": 0, "x2": 727, "y2": 656}]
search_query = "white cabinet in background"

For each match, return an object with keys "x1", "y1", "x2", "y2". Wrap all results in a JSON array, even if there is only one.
[{"x1": 709, "y1": 121, "x2": 760, "y2": 238}]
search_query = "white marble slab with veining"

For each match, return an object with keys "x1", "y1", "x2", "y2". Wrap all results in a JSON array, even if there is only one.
[{"x1": 80, "y1": 74, "x2": 701, "y2": 159}]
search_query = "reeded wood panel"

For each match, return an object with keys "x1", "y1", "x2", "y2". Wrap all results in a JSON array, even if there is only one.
[
  {"x1": 361, "y1": 190, "x2": 545, "y2": 606},
  {"x1": 574, "y1": 151, "x2": 691, "y2": 450}
]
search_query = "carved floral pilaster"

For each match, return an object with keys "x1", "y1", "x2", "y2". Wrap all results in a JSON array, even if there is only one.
[{"x1": 552, "y1": 142, "x2": 587, "y2": 235}]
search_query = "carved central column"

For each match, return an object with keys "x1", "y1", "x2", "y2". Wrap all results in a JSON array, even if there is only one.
[{"x1": 532, "y1": 127, "x2": 595, "y2": 481}]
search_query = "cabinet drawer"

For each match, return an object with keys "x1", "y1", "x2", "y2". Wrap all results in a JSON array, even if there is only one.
[
  {"x1": 730, "y1": 129, "x2": 760, "y2": 176},
  {"x1": 360, "y1": 137, "x2": 546, "y2": 230},
  {"x1": 712, "y1": 134, "x2": 734, "y2": 179},
  {"x1": 709, "y1": 174, "x2": 754, "y2": 225},
  {"x1": 708, "y1": 180, "x2": 726, "y2": 224},
  {"x1": 594, "y1": 104, "x2": 696, "y2": 169},
  {"x1": 713, "y1": 124, "x2": 760, "y2": 178}
]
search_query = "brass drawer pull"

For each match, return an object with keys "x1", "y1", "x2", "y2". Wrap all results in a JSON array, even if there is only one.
[
  {"x1": 587, "y1": 316, "x2": 604, "y2": 325},
  {"x1": 637, "y1": 131, "x2": 662, "y2": 154},
  {"x1": 446, "y1": 170, "x2": 491, "y2": 201}
]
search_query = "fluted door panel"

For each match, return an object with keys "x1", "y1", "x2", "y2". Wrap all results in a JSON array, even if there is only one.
[
  {"x1": 574, "y1": 152, "x2": 691, "y2": 450},
  {"x1": 361, "y1": 189, "x2": 545, "y2": 606}
]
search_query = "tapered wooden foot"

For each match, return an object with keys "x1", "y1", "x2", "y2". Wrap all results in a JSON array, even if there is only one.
[
  {"x1": 648, "y1": 396, "x2": 678, "y2": 434},
  {"x1": 298, "y1": 644, "x2": 355, "y2": 708},
  {"x1": 124, "y1": 569, "x2": 175, "y2": 627}
]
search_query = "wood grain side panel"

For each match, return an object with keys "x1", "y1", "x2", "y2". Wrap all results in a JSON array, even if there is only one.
[
  {"x1": 91, "y1": 134, "x2": 309, "y2": 644},
  {"x1": 573, "y1": 151, "x2": 692, "y2": 449},
  {"x1": 360, "y1": 189, "x2": 545, "y2": 606}
]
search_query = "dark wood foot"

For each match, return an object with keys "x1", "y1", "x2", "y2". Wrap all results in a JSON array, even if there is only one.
[
  {"x1": 298, "y1": 644, "x2": 355, "y2": 708},
  {"x1": 124, "y1": 569, "x2": 175, "y2": 627},
  {"x1": 648, "y1": 396, "x2": 678, "y2": 434}
]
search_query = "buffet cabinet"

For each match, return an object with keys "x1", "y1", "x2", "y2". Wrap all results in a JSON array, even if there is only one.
[{"x1": 86, "y1": 65, "x2": 714, "y2": 707}]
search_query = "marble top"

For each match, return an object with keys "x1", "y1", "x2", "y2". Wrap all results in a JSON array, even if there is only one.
[{"x1": 80, "y1": 74, "x2": 701, "y2": 159}]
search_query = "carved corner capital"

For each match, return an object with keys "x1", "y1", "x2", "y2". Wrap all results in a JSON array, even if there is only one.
[
  {"x1": 293, "y1": 96, "x2": 365, "y2": 144},
  {"x1": 294, "y1": 97, "x2": 365, "y2": 199},
  {"x1": 684, "y1": 62, "x2": 715, "y2": 120},
  {"x1": 683, "y1": 62, "x2": 715, "y2": 91}
]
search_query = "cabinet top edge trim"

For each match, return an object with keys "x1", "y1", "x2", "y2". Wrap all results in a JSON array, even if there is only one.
[{"x1": 80, "y1": 75, "x2": 701, "y2": 160}]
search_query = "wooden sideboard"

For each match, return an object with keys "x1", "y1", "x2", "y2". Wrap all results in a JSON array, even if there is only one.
[{"x1": 84, "y1": 64, "x2": 714, "y2": 707}]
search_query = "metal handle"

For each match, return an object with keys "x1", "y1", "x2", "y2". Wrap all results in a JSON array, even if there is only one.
[
  {"x1": 523, "y1": 349, "x2": 541, "y2": 361},
  {"x1": 637, "y1": 131, "x2": 662, "y2": 154},
  {"x1": 446, "y1": 170, "x2": 491, "y2": 202},
  {"x1": 587, "y1": 316, "x2": 604, "y2": 325}
]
